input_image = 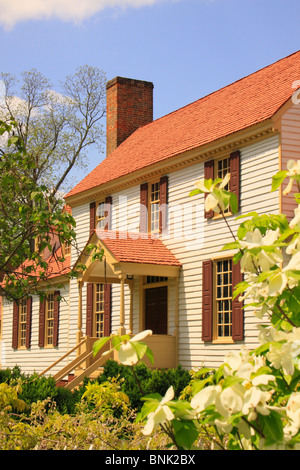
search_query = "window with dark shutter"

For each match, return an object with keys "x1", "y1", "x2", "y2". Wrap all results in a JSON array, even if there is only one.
[
  {"x1": 202, "y1": 257, "x2": 244, "y2": 343},
  {"x1": 204, "y1": 151, "x2": 240, "y2": 218},
  {"x1": 140, "y1": 182, "x2": 148, "y2": 233},
  {"x1": 53, "y1": 291, "x2": 60, "y2": 347},
  {"x1": 12, "y1": 301, "x2": 19, "y2": 349},
  {"x1": 104, "y1": 195, "x2": 112, "y2": 231},
  {"x1": 159, "y1": 175, "x2": 168, "y2": 232}
]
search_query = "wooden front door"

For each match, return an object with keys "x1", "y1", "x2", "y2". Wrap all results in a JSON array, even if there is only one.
[{"x1": 145, "y1": 286, "x2": 168, "y2": 334}]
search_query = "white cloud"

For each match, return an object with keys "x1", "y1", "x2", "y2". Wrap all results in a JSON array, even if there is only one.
[{"x1": 0, "y1": 0, "x2": 162, "y2": 30}]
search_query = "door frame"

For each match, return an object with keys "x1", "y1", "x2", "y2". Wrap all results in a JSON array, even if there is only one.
[{"x1": 139, "y1": 276, "x2": 169, "y2": 333}]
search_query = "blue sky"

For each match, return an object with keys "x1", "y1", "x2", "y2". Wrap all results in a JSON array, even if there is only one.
[{"x1": 0, "y1": 0, "x2": 300, "y2": 180}]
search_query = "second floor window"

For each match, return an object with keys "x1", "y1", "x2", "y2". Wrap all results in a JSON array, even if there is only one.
[
  {"x1": 150, "y1": 181, "x2": 160, "y2": 233},
  {"x1": 140, "y1": 176, "x2": 168, "y2": 234},
  {"x1": 97, "y1": 202, "x2": 106, "y2": 230}
]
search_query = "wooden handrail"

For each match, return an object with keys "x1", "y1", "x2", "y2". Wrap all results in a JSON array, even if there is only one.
[
  {"x1": 39, "y1": 338, "x2": 87, "y2": 377},
  {"x1": 53, "y1": 349, "x2": 94, "y2": 382},
  {"x1": 64, "y1": 352, "x2": 111, "y2": 391}
]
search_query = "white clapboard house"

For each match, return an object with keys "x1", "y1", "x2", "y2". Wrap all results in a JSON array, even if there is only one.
[{"x1": 1, "y1": 51, "x2": 300, "y2": 389}]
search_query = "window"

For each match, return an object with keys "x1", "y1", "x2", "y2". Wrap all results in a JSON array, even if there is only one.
[
  {"x1": 94, "y1": 283, "x2": 105, "y2": 337},
  {"x1": 140, "y1": 176, "x2": 168, "y2": 234},
  {"x1": 45, "y1": 293, "x2": 55, "y2": 346},
  {"x1": 97, "y1": 202, "x2": 106, "y2": 230},
  {"x1": 204, "y1": 150, "x2": 240, "y2": 219},
  {"x1": 216, "y1": 157, "x2": 230, "y2": 186},
  {"x1": 202, "y1": 257, "x2": 243, "y2": 342},
  {"x1": 39, "y1": 291, "x2": 60, "y2": 348},
  {"x1": 215, "y1": 157, "x2": 230, "y2": 214},
  {"x1": 12, "y1": 297, "x2": 32, "y2": 349},
  {"x1": 149, "y1": 181, "x2": 160, "y2": 233},
  {"x1": 64, "y1": 241, "x2": 71, "y2": 256},
  {"x1": 86, "y1": 283, "x2": 111, "y2": 337},
  {"x1": 146, "y1": 276, "x2": 168, "y2": 284},
  {"x1": 214, "y1": 258, "x2": 232, "y2": 339},
  {"x1": 18, "y1": 299, "x2": 28, "y2": 348}
]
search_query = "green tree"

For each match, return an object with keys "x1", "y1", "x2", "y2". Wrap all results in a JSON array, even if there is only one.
[
  {"x1": 0, "y1": 65, "x2": 106, "y2": 195},
  {"x1": 0, "y1": 65, "x2": 106, "y2": 302},
  {"x1": 0, "y1": 120, "x2": 78, "y2": 302}
]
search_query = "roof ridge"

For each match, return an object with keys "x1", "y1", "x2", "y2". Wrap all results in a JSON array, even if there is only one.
[
  {"x1": 149, "y1": 49, "x2": 300, "y2": 124},
  {"x1": 66, "y1": 50, "x2": 300, "y2": 200}
]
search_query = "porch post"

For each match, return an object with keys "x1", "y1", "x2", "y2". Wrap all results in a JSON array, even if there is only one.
[
  {"x1": 118, "y1": 274, "x2": 126, "y2": 336},
  {"x1": 77, "y1": 279, "x2": 83, "y2": 346},
  {"x1": 174, "y1": 277, "x2": 179, "y2": 367},
  {"x1": 128, "y1": 280, "x2": 133, "y2": 335}
]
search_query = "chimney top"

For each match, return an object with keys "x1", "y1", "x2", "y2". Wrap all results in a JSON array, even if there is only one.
[{"x1": 106, "y1": 76, "x2": 154, "y2": 156}]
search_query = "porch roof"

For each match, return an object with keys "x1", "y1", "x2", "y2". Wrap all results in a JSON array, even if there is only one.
[{"x1": 76, "y1": 230, "x2": 181, "y2": 282}]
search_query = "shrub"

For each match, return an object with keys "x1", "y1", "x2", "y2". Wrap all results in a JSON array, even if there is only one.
[{"x1": 79, "y1": 360, "x2": 191, "y2": 412}]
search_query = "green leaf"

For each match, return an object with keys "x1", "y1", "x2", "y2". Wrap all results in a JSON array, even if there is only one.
[
  {"x1": 272, "y1": 170, "x2": 287, "y2": 192},
  {"x1": 93, "y1": 336, "x2": 110, "y2": 356},
  {"x1": 222, "y1": 241, "x2": 241, "y2": 251},
  {"x1": 189, "y1": 188, "x2": 201, "y2": 197},
  {"x1": 145, "y1": 346, "x2": 154, "y2": 365},
  {"x1": 229, "y1": 192, "x2": 238, "y2": 214},
  {"x1": 222, "y1": 375, "x2": 244, "y2": 389},
  {"x1": 132, "y1": 341, "x2": 148, "y2": 361},
  {"x1": 285, "y1": 270, "x2": 300, "y2": 280},
  {"x1": 232, "y1": 281, "x2": 249, "y2": 300},
  {"x1": 258, "y1": 410, "x2": 284, "y2": 444},
  {"x1": 171, "y1": 420, "x2": 199, "y2": 450},
  {"x1": 137, "y1": 399, "x2": 160, "y2": 422}
]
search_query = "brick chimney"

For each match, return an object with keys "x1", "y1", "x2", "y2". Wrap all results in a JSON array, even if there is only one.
[{"x1": 106, "y1": 77, "x2": 154, "y2": 156}]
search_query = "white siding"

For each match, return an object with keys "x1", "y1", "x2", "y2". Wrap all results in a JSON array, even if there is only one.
[
  {"x1": 1, "y1": 283, "x2": 72, "y2": 375},
  {"x1": 0, "y1": 135, "x2": 281, "y2": 374},
  {"x1": 162, "y1": 135, "x2": 280, "y2": 369}
]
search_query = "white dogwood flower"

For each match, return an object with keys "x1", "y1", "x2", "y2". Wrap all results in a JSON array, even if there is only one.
[
  {"x1": 283, "y1": 160, "x2": 300, "y2": 195},
  {"x1": 290, "y1": 206, "x2": 300, "y2": 229},
  {"x1": 142, "y1": 386, "x2": 175, "y2": 435},
  {"x1": 118, "y1": 330, "x2": 152, "y2": 365},
  {"x1": 190, "y1": 385, "x2": 221, "y2": 414},
  {"x1": 267, "y1": 341, "x2": 295, "y2": 376},
  {"x1": 284, "y1": 393, "x2": 300, "y2": 437},
  {"x1": 195, "y1": 173, "x2": 231, "y2": 213}
]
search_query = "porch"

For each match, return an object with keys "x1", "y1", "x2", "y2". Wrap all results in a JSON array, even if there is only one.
[
  {"x1": 41, "y1": 333, "x2": 177, "y2": 390},
  {"x1": 40, "y1": 231, "x2": 181, "y2": 390}
]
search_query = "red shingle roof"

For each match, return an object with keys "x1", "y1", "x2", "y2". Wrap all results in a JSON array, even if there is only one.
[
  {"x1": 97, "y1": 230, "x2": 181, "y2": 266},
  {"x1": 66, "y1": 50, "x2": 300, "y2": 199},
  {"x1": 16, "y1": 246, "x2": 71, "y2": 281}
]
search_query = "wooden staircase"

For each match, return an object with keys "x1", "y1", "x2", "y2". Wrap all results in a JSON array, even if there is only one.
[{"x1": 39, "y1": 337, "x2": 111, "y2": 391}]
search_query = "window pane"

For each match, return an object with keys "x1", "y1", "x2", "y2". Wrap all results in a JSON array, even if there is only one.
[
  {"x1": 215, "y1": 259, "x2": 232, "y2": 338},
  {"x1": 97, "y1": 202, "x2": 106, "y2": 230},
  {"x1": 150, "y1": 182, "x2": 160, "y2": 233},
  {"x1": 46, "y1": 294, "x2": 54, "y2": 346},
  {"x1": 95, "y1": 283, "x2": 105, "y2": 337},
  {"x1": 19, "y1": 300, "x2": 27, "y2": 347}
]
